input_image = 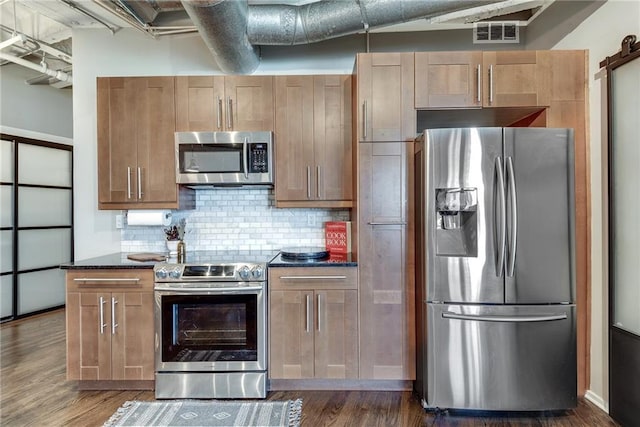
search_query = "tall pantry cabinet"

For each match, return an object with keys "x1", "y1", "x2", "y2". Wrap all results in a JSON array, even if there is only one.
[{"x1": 354, "y1": 53, "x2": 416, "y2": 382}]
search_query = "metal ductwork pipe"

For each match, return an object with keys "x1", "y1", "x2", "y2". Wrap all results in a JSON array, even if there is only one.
[
  {"x1": 181, "y1": 0, "x2": 260, "y2": 75},
  {"x1": 181, "y1": 0, "x2": 502, "y2": 74},
  {"x1": 247, "y1": 0, "x2": 501, "y2": 45}
]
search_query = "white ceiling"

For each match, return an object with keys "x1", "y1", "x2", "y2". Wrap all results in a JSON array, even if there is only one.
[{"x1": 0, "y1": 0, "x2": 554, "y2": 87}]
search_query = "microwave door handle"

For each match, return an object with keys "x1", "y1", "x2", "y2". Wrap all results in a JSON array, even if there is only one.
[{"x1": 243, "y1": 137, "x2": 249, "y2": 179}]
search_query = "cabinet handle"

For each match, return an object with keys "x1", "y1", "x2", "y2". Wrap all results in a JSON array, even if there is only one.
[
  {"x1": 362, "y1": 100, "x2": 368, "y2": 139},
  {"x1": 316, "y1": 165, "x2": 321, "y2": 198},
  {"x1": 137, "y1": 167, "x2": 143, "y2": 199},
  {"x1": 99, "y1": 296, "x2": 107, "y2": 334},
  {"x1": 476, "y1": 64, "x2": 481, "y2": 103},
  {"x1": 111, "y1": 297, "x2": 118, "y2": 334},
  {"x1": 216, "y1": 96, "x2": 222, "y2": 130},
  {"x1": 127, "y1": 167, "x2": 132, "y2": 200},
  {"x1": 317, "y1": 293, "x2": 322, "y2": 332},
  {"x1": 488, "y1": 65, "x2": 494, "y2": 105},
  {"x1": 226, "y1": 96, "x2": 233, "y2": 129},
  {"x1": 279, "y1": 275, "x2": 347, "y2": 280},
  {"x1": 306, "y1": 166, "x2": 311, "y2": 199},
  {"x1": 74, "y1": 277, "x2": 141, "y2": 282},
  {"x1": 367, "y1": 222, "x2": 406, "y2": 226},
  {"x1": 305, "y1": 294, "x2": 311, "y2": 333}
]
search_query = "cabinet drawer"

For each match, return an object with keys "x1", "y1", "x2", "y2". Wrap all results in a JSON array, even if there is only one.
[
  {"x1": 66, "y1": 269, "x2": 153, "y2": 292},
  {"x1": 269, "y1": 267, "x2": 357, "y2": 290}
]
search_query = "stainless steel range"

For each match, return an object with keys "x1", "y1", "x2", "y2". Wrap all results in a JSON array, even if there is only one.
[{"x1": 153, "y1": 251, "x2": 273, "y2": 399}]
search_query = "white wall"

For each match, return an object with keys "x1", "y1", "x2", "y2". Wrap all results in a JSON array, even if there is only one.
[
  {"x1": 541, "y1": 0, "x2": 640, "y2": 411},
  {"x1": 0, "y1": 63, "x2": 73, "y2": 138}
]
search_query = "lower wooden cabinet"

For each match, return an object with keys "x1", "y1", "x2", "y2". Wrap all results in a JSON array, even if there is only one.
[
  {"x1": 268, "y1": 267, "x2": 358, "y2": 379},
  {"x1": 66, "y1": 269, "x2": 154, "y2": 387}
]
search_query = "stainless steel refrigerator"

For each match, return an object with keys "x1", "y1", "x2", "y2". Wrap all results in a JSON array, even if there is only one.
[{"x1": 414, "y1": 127, "x2": 577, "y2": 411}]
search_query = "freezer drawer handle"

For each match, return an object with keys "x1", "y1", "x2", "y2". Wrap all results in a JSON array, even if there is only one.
[{"x1": 442, "y1": 312, "x2": 567, "y2": 323}]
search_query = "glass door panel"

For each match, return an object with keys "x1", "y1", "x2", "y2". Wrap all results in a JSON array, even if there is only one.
[{"x1": 611, "y1": 58, "x2": 640, "y2": 335}]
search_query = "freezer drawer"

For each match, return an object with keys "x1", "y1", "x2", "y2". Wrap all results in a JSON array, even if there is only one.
[{"x1": 425, "y1": 303, "x2": 576, "y2": 411}]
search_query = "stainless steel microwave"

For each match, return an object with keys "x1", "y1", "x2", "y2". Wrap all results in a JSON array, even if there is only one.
[{"x1": 175, "y1": 131, "x2": 273, "y2": 186}]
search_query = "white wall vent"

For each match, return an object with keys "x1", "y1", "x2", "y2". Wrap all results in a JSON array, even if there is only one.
[{"x1": 473, "y1": 21, "x2": 520, "y2": 44}]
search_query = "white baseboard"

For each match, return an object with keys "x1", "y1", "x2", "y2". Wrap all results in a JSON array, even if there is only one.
[{"x1": 585, "y1": 389, "x2": 609, "y2": 413}]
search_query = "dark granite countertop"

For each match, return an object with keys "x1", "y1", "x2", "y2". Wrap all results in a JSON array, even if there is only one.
[
  {"x1": 60, "y1": 253, "x2": 163, "y2": 270},
  {"x1": 61, "y1": 250, "x2": 357, "y2": 270},
  {"x1": 268, "y1": 252, "x2": 357, "y2": 268}
]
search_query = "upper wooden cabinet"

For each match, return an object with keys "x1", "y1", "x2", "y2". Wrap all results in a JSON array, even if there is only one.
[
  {"x1": 175, "y1": 76, "x2": 274, "y2": 132},
  {"x1": 356, "y1": 53, "x2": 416, "y2": 142},
  {"x1": 97, "y1": 77, "x2": 194, "y2": 210},
  {"x1": 274, "y1": 75, "x2": 353, "y2": 208},
  {"x1": 415, "y1": 51, "x2": 551, "y2": 109}
]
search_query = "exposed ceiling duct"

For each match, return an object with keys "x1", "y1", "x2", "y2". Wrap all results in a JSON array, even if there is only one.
[
  {"x1": 247, "y1": 0, "x2": 502, "y2": 45},
  {"x1": 181, "y1": 0, "x2": 260, "y2": 75},
  {"x1": 181, "y1": 0, "x2": 503, "y2": 74}
]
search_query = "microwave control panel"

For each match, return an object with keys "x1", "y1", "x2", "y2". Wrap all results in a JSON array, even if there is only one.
[{"x1": 249, "y1": 143, "x2": 269, "y2": 173}]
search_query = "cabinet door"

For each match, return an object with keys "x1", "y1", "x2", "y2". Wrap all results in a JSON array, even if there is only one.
[
  {"x1": 314, "y1": 290, "x2": 358, "y2": 379},
  {"x1": 269, "y1": 290, "x2": 315, "y2": 379},
  {"x1": 97, "y1": 77, "x2": 138, "y2": 204},
  {"x1": 98, "y1": 77, "x2": 192, "y2": 210},
  {"x1": 415, "y1": 51, "x2": 483, "y2": 108},
  {"x1": 175, "y1": 76, "x2": 226, "y2": 131},
  {"x1": 313, "y1": 75, "x2": 353, "y2": 202},
  {"x1": 483, "y1": 51, "x2": 551, "y2": 107},
  {"x1": 357, "y1": 53, "x2": 415, "y2": 142},
  {"x1": 274, "y1": 76, "x2": 315, "y2": 202},
  {"x1": 110, "y1": 291, "x2": 155, "y2": 381},
  {"x1": 135, "y1": 77, "x2": 177, "y2": 204},
  {"x1": 358, "y1": 142, "x2": 414, "y2": 380},
  {"x1": 66, "y1": 291, "x2": 112, "y2": 380},
  {"x1": 225, "y1": 76, "x2": 274, "y2": 131}
]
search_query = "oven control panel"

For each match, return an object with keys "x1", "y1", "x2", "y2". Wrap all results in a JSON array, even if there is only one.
[{"x1": 154, "y1": 262, "x2": 266, "y2": 282}]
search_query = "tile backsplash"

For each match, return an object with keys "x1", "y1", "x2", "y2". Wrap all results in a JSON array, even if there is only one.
[{"x1": 121, "y1": 188, "x2": 350, "y2": 253}]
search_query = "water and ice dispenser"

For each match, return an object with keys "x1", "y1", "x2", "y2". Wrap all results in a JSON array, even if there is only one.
[{"x1": 435, "y1": 188, "x2": 478, "y2": 257}]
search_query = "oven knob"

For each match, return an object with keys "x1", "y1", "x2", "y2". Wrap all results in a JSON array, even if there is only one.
[
  {"x1": 155, "y1": 268, "x2": 168, "y2": 280},
  {"x1": 238, "y1": 265, "x2": 251, "y2": 280},
  {"x1": 169, "y1": 267, "x2": 181, "y2": 279},
  {"x1": 251, "y1": 265, "x2": 264, "y2": 279}
]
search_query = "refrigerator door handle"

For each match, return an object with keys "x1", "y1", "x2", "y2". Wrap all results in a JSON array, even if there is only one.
[
  {"x1": 495, "y1": 157, "x2": 506, "y2": 277},
  {"x1": 506, "y1": 156, "x2": 518, "y2": 277},
  {"x1": 442, "y1": 312, "x2": 567, "y2": 323}
]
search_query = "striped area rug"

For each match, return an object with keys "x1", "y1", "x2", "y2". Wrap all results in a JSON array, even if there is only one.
[{"x1": 103, "y1": 399, "x2": 302, "y2": 427}]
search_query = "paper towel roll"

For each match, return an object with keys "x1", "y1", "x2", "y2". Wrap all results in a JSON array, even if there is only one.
[{"x1": 127, "y1": 210, "x2": 172, "y2": 226}]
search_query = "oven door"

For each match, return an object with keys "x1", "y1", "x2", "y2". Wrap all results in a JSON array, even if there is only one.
[{"x1": 154, "y1": 286, "x2": 266, "y2": 372}]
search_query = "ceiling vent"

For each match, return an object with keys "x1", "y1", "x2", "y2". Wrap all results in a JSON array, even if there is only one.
[{"x1": 473, "y1": 21, "x2": 520, "y2": 43}]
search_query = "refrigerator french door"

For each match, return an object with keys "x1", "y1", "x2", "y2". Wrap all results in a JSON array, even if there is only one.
[{"x1": 415, "y1": 127, "x2": 577, "y2": 411}]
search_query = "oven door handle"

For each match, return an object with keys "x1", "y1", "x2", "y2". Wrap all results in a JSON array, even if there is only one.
[{"x1": 154, "y1": 285, "x2": 263, "y2": 293}]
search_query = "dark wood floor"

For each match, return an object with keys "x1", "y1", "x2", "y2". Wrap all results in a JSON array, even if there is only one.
[{"x1": 1, "y1": 309, "x2": 618, "y2": 427}]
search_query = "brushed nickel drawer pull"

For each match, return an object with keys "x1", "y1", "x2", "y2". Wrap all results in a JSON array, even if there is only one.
[
  {"x1": 74, "y1": 277, "x2": 141, "y2": 282},
  {"x1": 279, "y1": 276, "x2": 347, "y2": 280}
]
